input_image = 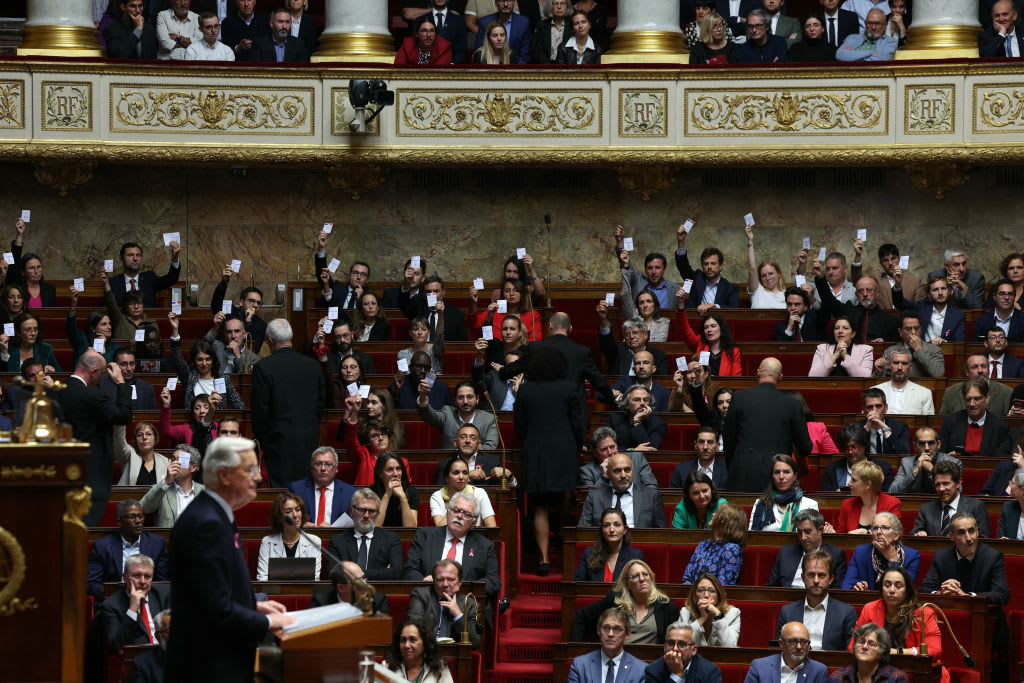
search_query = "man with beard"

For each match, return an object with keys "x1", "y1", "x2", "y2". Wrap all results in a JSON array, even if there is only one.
[
  {"x1": 327, "y1": 489, "x2": 403, "y2": 580},
  {"x1": 407, "y1": 559, "x2": 480, "y2": 648},
  {"x1": 611, "y1": 350, "x2": 670, "y2": 411},
  {"x1": 434, "y1": 423, "x2": 514, "y2": 487},
  {"x1": 835, "y1": 7, "x2": 897, "y2": 60},
  {"x1": 873, "y1": 311, "x2": 944, "y2": 378},
  {"x1": 889, "y1": 426, "x2": 961, "y2": 495},
  {"x1": 745, "y1": 622, "x2": 828, "y2": 682},
  {"x1": 871, "y1": 348, "x2": 935, "y2": 415},
  {"x1": 390, "y1": 350, "x2": 453, "y2": 410},
  {"x1": 248, "y1": 7, "x2": 309, "y2": 62},
  {"x1": 775, "y1": 550, "x2": 856, "y2": 650}
]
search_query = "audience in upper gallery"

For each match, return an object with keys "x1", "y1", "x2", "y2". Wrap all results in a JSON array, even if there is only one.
[
  {"x1": 397, "y1": 15, "x2": 454, "y2": 65},
  {"x1": 885, "y1": 0, "x2": 909, "y2": 46},
  {"x1": 835, "y1": 8, "x2": 896, "y2": 61},
  {"x1": 788, "y1": 15, "x2": 837, "y2": 62},
  {"x1": 684, "y1": 1, "x2": 732, "y2": 51},
  {"x1": 842, "y1": 513, "x2": 921, "y2": 591},
  {"x1": 776, "y1": 549, "x2": 857, "y2": 650},
  {"x1": 556, "y1": 10, "x2": 602, "y2": 64},
  {"x1": 404, "y1": 0, "x2": 468, "y2": 64},
  {"x1": 530, "y1": 0, "x2": 573, "y2": 63},
  {"x1": 977, "y1": 279, "x2": 1024, "y2": 342},
  {"x1": 761, "y1": 0, "x2": 801, "y2": 47},
  {"x1": 256, "y1": 492, "x2": 321, "y2": 581},
  {"x1": 889, "y1": 426, "x2": 961, "y2": 495},
  {"x1": 184, "y1": 11, "x2": 235, "y2": 60},
  {"x1": 104, "y1": 0, "x2": 157, "y2": 58},
  {"x1": 156, "y1": 0, "x2": 202, "y2": 59},
  {"x1": 463, "y1": 0, "x2": 516, "y2": 35},
  {"x1": 675, "y1": 223, "x2": 740, "y2": 311},
  {"x1": 570, "y1": 559, "x2": 679, "y2": 644},
  {"x1": 678, "y1": 573, "x2": 741, "y2": 646},
  {"x1": 732, "y1": 9, "x2": 788, "y2": 63},
  {"x1": 689, "y1": 10, "x2": 734, "y2": 64},
  {"x1": 284, "y1": 0, "x2": 319, "y2": 53},
  {"x1": 669, "y1": 426, "x2": 728, "y2": 489},
  {"x1": 674, "y1": 296, "x2": 743, "y2": 377},
  {"x1": 672, "y1": 471, "x2": 728, "y2": 530},
  {"x1": 681, "y1": 502, "x2": 747, "y2": 585},
  {"x1": 744, "y1": 224, "x2": 786, "y2": 308},
  {"x1": 765, "y1": 509, "x2": 846, "y2": 588},
  {"x1": 474, "y1": 0, "x2": 532, "y2": 63},
  {"x1": 574, "y1": 507, "x2": 644, "y2": 582},
  {"x1": 220, "y1": 0, "x2": 270, "y2": 61},
  {"x1": 940, "y1": 354, "x2": 1013, "y2": 416},
  {"x1": 979, "y1": 0, "x2": 1024, "y2": 57},
  {"x1": 749, "y1": 454, "x2": 818, "y2": 532},
  {"x1": 820, "y1": 0, "x2": 859, "y2": 48}
]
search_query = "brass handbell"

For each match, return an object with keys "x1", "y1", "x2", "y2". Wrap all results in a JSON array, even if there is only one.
[{"x1": 17, "y1": 375, "x2": 65, "y2": 443}]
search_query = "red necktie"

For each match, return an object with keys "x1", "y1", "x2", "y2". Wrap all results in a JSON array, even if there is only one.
[
  {"x1": 316, "y1": 487, "x2": 327, "y2": 526},
  {"x1": 130, "y1": 277, "x2": 138, "y2": 291},
  {"x1": 446, "y1": 538, "x2": 459, "y2": 560},
  {"x1": 139, "y1": 598, "x2": 154, "y2": 644},
  {"x1": 991, "y1": 360, "x2": 1000, "y2": 379}
]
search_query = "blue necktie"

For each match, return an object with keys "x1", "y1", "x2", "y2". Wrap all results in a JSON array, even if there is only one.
[{"x1": 1007, "y1": 34, "x2": 1016, "y2": 57}]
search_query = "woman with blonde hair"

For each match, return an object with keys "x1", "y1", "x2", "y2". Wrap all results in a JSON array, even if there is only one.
[
  {"x1": 472, "y1": 21, "x2": 512, "y2": 64},
  {"x1": 689, "y1": 10, "x2": 734, "y2": 64},
  {"x1": 569, "y1": 559, "x2": 680, "y2": 643}
]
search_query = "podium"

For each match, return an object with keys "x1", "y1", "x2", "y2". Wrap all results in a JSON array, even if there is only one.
[
  {"x1": 276, "y1": 609, "x2": 393, "y2": 682},
  {"x1": 0, "y1": 443, "x2": 91, "y2": 682}
]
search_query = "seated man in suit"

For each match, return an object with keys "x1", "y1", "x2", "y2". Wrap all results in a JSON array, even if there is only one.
[
  {"x1": 112, "y1": 240, "x2": 181, "y2": 307},
  {"x1": 568, "y1": 608, "x2": 646, "y2": 683},
  {"x1": 327, "y1": 488, "x2": 403, "y2": 581},
  {"x1": 611, "y1": 351, "x2": 670, "y2": 411},
  {"x1": 940, "y1": 354, "x2": 1013, "y2": 416},
  {"x1": 644, "y1": 621, "x2": 722, "y2": 683},
  {"x1": 761, "y1": 0, "x2": 801, "y2": 46},
  {"x1": 675, "y1": 224, "x2": 739, "y2": 311},
  {"x1": 912, "y1": 461, "x2": 991, "y2": 537},
  {"x1": 418, "y1": 380, "x2": 499, "y2": 451},
  {"x1": 400, "y1": 276, "x2": 467, "y2": 341},
  {"x1": 130, "y1": 607, "x2": 170, "y2": 683},
  {"x1": 813, "y1": 269, "x2": 898, "y2": 345},
  {"x1": 854, "y1": 388, "x2": 910, "y2": 455},
  {"x1": 871, "y1": 348, "x2": 935, "y2": 416},
  {"x1": 889, "y1": 426, "x2": 962, "y2": 495},
  {"x1": 579, "y1": 453, "x2": 666, "y2": 528},
  {"x1": 597, "y1": 313, "x2": 669, "y2": 377},
  {"x1": 474, "y1": 0, "x2": 532, "y2": 64},
  {"x1": 381, "y1": 257, "x2": 425, "y2": 309},
  {"x1": 220, "y1": 0, "x2": 269, "y2": 60},
  {"x1": 287, "y1": 446, "x2": 357, "y2": 527},
  {"x1": 390, "y1": 350, "x2": 453, "y2": 410},
  {"x1": 99, "y1": 348, "x2": 158, "y2": 409},
  {"x1": 822, "y1": 423, "x2": 895, "y2": 492},
  {"x1": 311, "y1": 560, "x2": 390, "y2": 613},
  {"x1": 766, "y1": 509, "x2": 847, "y2": 588},
  {"x1": 605, "y1": 385, "x2": 666, "y2": 452},
  {"x1": 579, "y1": 426, "x2": 657, "y2": 489},
  {"x1": 316, "y1": 319, "x2": 377, "y2": 376},
  {"x1": 977, "y1": 279, "x2": 1024, "y2": 342},
  {"x1": 95, "y1": 553, "x2": 171, "y2": 653},
  {"x1": 670, "y1": 426, "x2": 728, "y2": 489},
  {"x1": 247, "y1": 8, "x2": 309, "y2": 62},
  {"x1": 984, "y1": 326, "x2": 1024, "y2": 380},
  {"x1": 928, "y1": 248, "x2": 987, "y2": 310},
  {"x1": 775, "y1": 550, "x2": 857, "y2": 651},
  {"x1": 434, "y1": 423, "x2": 515, "y2": 487},
  {"x1": 938, "y1": 378, "x2": 1013, "y2": 459},
  {"x1": 104, "y1": 0, "x2": 158, "y2": 58},
  {"x1": 139, "y1": 444, "x2": 205, "y2": 527},
  {"x1": 819, "y1": 0, "x2": 860, "y2": 47},
  {"x1": 402, "y1": 492, "x2": 501, "y2": 599},
  {"x1": 873, "y1": 311, "x2": 945, "y2": 379},
  {"x1": 979, "y1": 0, "x2": 1024, "y2": 57},
  {"x1": 892, "y1": 275, "x2": 966, "y2": 344},
  {"x1": 87, "y1": 500, "x2": 169, "y2": 600},
  {"x1": 835, "y1": 8, "x2": 897, "y2": 60},
  {"x1": 314, "y1": 230, "x2": 371, "y2": 310},
  {"x1": 773, "y1": 286, "x2": 827, "y2": 343},
  {"x1": 746, "y1": 622, "x2": 828, "y2": 682},
  {"x1": 471, "y1": 343, "x2": 520, "y2": 411},
  {"x1": 407, "y1": 559, "x2": 480, "y2": 648}
]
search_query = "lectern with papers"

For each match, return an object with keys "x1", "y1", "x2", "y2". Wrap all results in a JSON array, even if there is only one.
[{"x1": 276, "y1": 602, "x2": 393, "y2": 682}]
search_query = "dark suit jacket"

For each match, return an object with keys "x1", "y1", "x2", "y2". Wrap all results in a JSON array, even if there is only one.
[
  {"x1": 531, "y1": 17, "x2": 572, "y2": 64},
  {"x1": 252, "y1": 346, "x2": 324, "y2": 487},
  {"x1": 675, "y1": 250, "x2": 739, "y2": 308},
  {"x1": 110, "y1": 266, "x2": 181, "y2": 308},
  {"x1": 402, "y1": 527, "x2": 501, "y2": 597},
  {"x1": 714, "y1": 0, "x2": 760, "y2": 35},
  {"x1": 822, "y1": 9, "x2": 860, "y2": 46},
  {"x1": 406, "y1": 585, "x2": 481, "y2": 648},
  {"x1": 993, "y1": 352, "x2": 1024, "y2": 378},
  {"x1": 499, "y1": 332, "x2": 615, "y2": 412},
  {"x1": 398, "y1": 290, "x2": 468, "y2": 341},
  {"x1": 670, "y1": 459, "x2": 728, "y2": 489},
  {"x1": 974, "y1": 309, "x2": 1024, "y2": 342},
  {"x1": 573, "y1": 544, "x2": 644, "y2": 582},
  {"x1": 220, "y1": 11, "x2": 270, "y2": 60},
  {"x1": 97, "y1": 584, "x2": 171, "y2": 652},
  {"x1": 733, "y1": 33, "x2": 789, "y2": 63},
  {"x1": 327, "y1": 527, "x2": 403, "y2": 581},
  {"x1": 292, "y1": 12, "x2": 319, "y2": 55},
  {"x1": 982, "y1": 460, "x2": 1017, "y2": 496},
  {"x1": 853, "y1": 417, "x2": 910, "y2": 454},
  {"x1": 926, "y1": 267, "x2": 986, "y2": 309},
  {"x1": 938, "y1": 409, "x2": 1012, "y2": 458},
  {"x1": 570, "y1": 588, "x2": 678, "y2": 641},
  {"x1": 434, "y1": 452, "x2": 502, "y2": 486},
  {"x1": 919, "y1": 543, "x2": 1009, "y2": 604},
  {"x1": 815, "y1": 276, "x2": 898, "y2": 343},
  {"x1": 58, "y1": 377, "x2": 134, "y2": 526},
  {"x1": 998, "y1": 499, "x2": 1023, "y2": 538},
  {"x1": 579, "y1": 484, "x2": 666, "y2": 528},
  {"x1": 287, "y1": 477, "x2": 356, "y2": 526},
  {"x1": 104, "y1": 17, "x2": 158, "y2": 58},
  {"x1": 167, "y1": 491, "x2": 269, "y2": 683},
  {"x1": 911, "y1": 495, "x2": 991, "y2": 537},
  {"x1": 87, "y1": 531, "x2": 169, "y2": 600},
  {"x1": 978, "y1": 27, "x2": 1024, "y2": 57},
  {"x1": 99, "y1": 374, "x2": 157, "y2": 410},
  {"x1": 599, "y1": 334, "x2": 669, "y2": 377},
  {"x1": 248, "y1": 34, "x2": 309, "y2": 62},
  {"x1": 773, "y1": 308, "x2": 828, "y2": 342},
  {"x1": 472, "y1": 363, "x2": 512, "y2": 407},
  {"x1": 210, "y1": 279, "x2": 268, "y2": 352},
  {"x1": 606, "y1": 411, "x2": 667, "y2": 451},
  {"x1": 766, "y1": 542, "x2": 847, "y2": 588},
  {"x1": 724, "y1": 382, "x2": 812, "y2": 492},
  {"x1": 776, "y1": 595, "x2": 857, "y2": 651},
  {"x1": 820, "y1": 456, "x2": 894, "y2": 493},
  {"x1": 131, "y1": 647, "x2": 165, "y2": 683},
  {"x1": 906, "y1": 300, "x2": 966, "y2": 342},
  {"x1": 612, "y1": 376, "x2": 670, "y2": 411},
  {"x1": 475, "y1": 12, "x2": 532, "y2": 63},
  {"x1": 645, "y1": 653, "x2": 721, "y2": 683}
]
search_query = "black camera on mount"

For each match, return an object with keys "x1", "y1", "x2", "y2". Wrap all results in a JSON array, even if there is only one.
[{"x1": 348, "y1": 79, "x2": 395, "y2": 108}]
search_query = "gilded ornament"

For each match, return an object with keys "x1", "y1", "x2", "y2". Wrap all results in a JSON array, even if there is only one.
[
  {"x1": 906, "y1": 85, "x2": 954, "y2": 134},
  {"x1": 399, "y1": 89, "x2": 600, "y2": 136},
  {"x1": 42, "y1": 82, "x2": 92, "y2": 131},
  {"x1": 616, "y1": 165, "x2": 677, "y2": 201},
  {"x1": 688, "y1": 89, "x2": 884, "y2": 134},
  {"x1": 904, "y1": 162, "x2": 971, "y2": 200},
  {"x1": 0, "y1": 465, "x2": 56, "y2": 480},
  {"x1": 977, "y1": 87, "x2": 1024, "y2": 130},
  {"x1": 64, "y1": 487, "x2": 92, "y2": 528},
  {"x1": 620, "y1": 89, "x2": 668, "y2": 137},
  {"x1": 65, "y1": 464, "x2": 82, "y2": 481},
  {"x1": 0, "y1": 80, "x2": 24, "y2": 128},
  {"x1": 0, "y1": 525, "x2": 36, "y2": 617},
  {"x1": 325, "y1": 164, "x2": 389, "y2": 200},
  {"x1": 32, "y1": 160, "x2": 95, "y2": 197},
  {"x1": 113, "y1": 86, "x2": 312, "y2": 134}
]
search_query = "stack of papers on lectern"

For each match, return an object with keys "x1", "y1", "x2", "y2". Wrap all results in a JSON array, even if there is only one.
[{"x1": 281, "y1": 601, "x2": 363, "y2": 635}]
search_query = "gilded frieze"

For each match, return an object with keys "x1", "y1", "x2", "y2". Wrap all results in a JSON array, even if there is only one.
[
  {"x1": 41, "y1": 81, "x2": 92, "y2": 132},
  {"x1": 974, "y1": 83, "x2": 1024, "y2": 133},
  {"x1": 905, "y1": 85, "x2": 955, "y2": 135},
  {"x1": 0, "y1": 80, "x2": 24, "y2": 129},
  {"x1": 619, "y1": 89, "x2": 668, "y2": 138}
]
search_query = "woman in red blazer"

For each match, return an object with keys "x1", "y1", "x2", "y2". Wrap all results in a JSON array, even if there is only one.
[
  {"x1": 675, "y1": 290, "x2": 742, "y2": 377},
  {"x1": 395, "y1": 16, "x2": 453, "y2": 66},
  {"x1": 834, "y1": 460, "x2": 902, "y2": 534}
]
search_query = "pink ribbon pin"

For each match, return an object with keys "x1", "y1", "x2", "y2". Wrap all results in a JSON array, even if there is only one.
[
  {"x1": 234, "y1": 532, "x2": 240, "y2": 549},
  {"x1": 469, "y1": 549, "x2": 475, "y2": 557}
]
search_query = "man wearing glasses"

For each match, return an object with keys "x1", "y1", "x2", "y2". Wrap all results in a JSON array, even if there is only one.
[
  {"x1": 939, "y1": 378, "x2": 1013, "y2": 459},
  {"x1": 328, "y1": 489, "x2": 404, "y2": 580},
  {"x1": 889, "y1": 427, "x2": 961, "y2": 495},
  {"x1": 211, "y1": 265, "x2": 267, "y2": 353},
  {"x1": 644, "y1": 621, "x2": 722, "y2": 682},
  {"x1": 288, "y1": 446, "x2": 357, "y2": 527},
  {"x1": 184, "y1": 12, "x2": 235, "y2": 60},
  {"x1": 745, "y1": 622, "x2": 828, "y2": 682},
  {"x1": 835, "y1": 7, "x2": 897, "y2": 60},
  {"x1": 733, "y1": 9, "x2": 788, "y2": 63},
  {"x1": 104, "y1": 0, "x2": 158, "y2": 58},
  {"x1": 403, "y1": 492, "x2": 501, "y2": 600},
  {"x1": 568, "y1": 608, "x2": 645, "y2": 683}
]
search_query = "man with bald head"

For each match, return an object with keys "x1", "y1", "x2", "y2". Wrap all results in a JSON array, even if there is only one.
[
  {"x1": 745, "y1": 622, "x2": 829, "y2": 682},
  {"x1": 724, "y1": 358, "x2": 812, "y2": 492},
  {"x1": 940, "y1": 354, "x2": 1014, "y2": 416},
  {"x1": 579, "y1": 453, "x2": 666, "y2": 528},
  {"x1": 836, "y1": 7, "x2": 897, "y2": 60},
  {"x1": 58, "y1": 349, "x2": 134, "y2": 526},
  {"x1": 980, "y1": 0, "x2": 1024, "y2": 56},
  {"x1": 611, "y1": 350, "x2": 669, "y2": 410},
  {"x1": 814, "y1": 257, "x2": 899, "y2": 343}
]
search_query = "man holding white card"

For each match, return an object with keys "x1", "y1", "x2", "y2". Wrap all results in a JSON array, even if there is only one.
[
  {"x1": 251, "y1": 319, "x2": 324, "y2": 487},
  {"x1": 139, "y1": 445, "x2": 205, "y2": 527},
  {"x1": 206, "y1": 312, "x2": 261, "y2": 374},
  {"x1": 416, "y1": 379, "x2": 499, "y2": 452},
  {"x1": 852, "y1": 242, "x2": 923, "y2": 310},
  {"x1": 613, "y1": 225, "x2": 680, "y2": 309},
  {"x1": 675, "y1": 223, "x2": 739, "y2": 311},
  {"x1": 210, "y1": 265, "x2": 268, "y2": 352},
  {"x1": 314, "y1": 230, "x2": 372, "y2": 310},
  {"x1": 382, "y1": 256, "x2": 427, "y2": 309},
  {"x1": 398, "y1": 275, "x2": 467, "y2": 342},
  {"x1": 111, "y1": 240, "x2": 182, "y2": 308},
  {"x1": 812, "y1": 260, "x2": 899, "y2": 344}
]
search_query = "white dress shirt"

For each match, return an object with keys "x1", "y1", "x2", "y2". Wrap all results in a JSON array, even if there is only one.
[
  {"x1": 803, "y1": 595, "x2": 829, "y2": 650},
  {"x1": 314, "y1": 483, "x2": 335, "y2": 523},
  {"x1": 780, "y1": 655, "x2": 807, "y2": 683},
  {"x1": 184, "y1": 39, "x2": 236, "y2": 61},
  {"x1": 156, "y1": 9, "x2": 203, "y2": 60},
  {"x1": 174, "y1": 482, "x2": 197, "y2": 517},
  {"x1": 442, "y1": 529, "x2": 466, "y2": 565},
  {"x1": 927, "y1": 306, "x2": 946, "y2": 341},
  {"x1": 121, "y1": 535, "x2": 141, "y2": 572},
  {"x1": 563, "y1": 35, "x2": 596, "y2": 64}
]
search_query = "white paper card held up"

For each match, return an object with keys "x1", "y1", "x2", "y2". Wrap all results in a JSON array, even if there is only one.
[
  {"x1": 171, "y1": 301, "x2": 182, "y2": 315},
  {"x1": 230, "y1": 259, "x2": 241, "y2": 273},
  {"x1": 516, "y1": 248, "x2": 526, "y2": 259},
  {"x1": 2, "y1": 253, "x2": 13, "y2": 265},
  {"x1": 20, "y1": 210, "x2": 30, "y2": 223},
  {"x1": 622, "y1": 237, "x2": 634, "y2": 252},
  {"x1": 682, "y1": 279, "x2": 693, "y2": 294},
  {"x1": 683, "y1": 219, "x2": 694, "y2": 233},
  {"x1": 166, "y1": 377, "x2": 178, "y2": 390},
  {"x1": 425, "y1": 371, "x2": 437, "y2": 388},
  {"x1": 328, "y1": 306, "x2": 339, "y2": 320},
  {"x1": 795, "y1": 274, "x2": 807, "y2": 287},
  {"x1": 131, "y1": 385, "x2": 137, "y2": 400},
  {"x1": 410, "y1": 256, "x2": 420, "y2": 269},
  {"x1": 473, "y1": 278, "x2": 485, "y2": 290},
  {"x1": 744, "y1": 213, "x2": 755, "y2": 226},
  {"x1": 496, "y1": 300, "x2": 507, "y2": 313},
  {"x1": 396, "y1": 358, "x2": 410, "y2": 373},
  {"x1": 801, "y1": 237, "x2": 811, "y2": 249},
  {"x1": 856, "y1": 229, "x2": 867, "y2": 241},
  {"x1": 675, "y1": 356, "x2": 687, "y2": 371},
  {"x1": 104, "y1": 259, "x2": 114, "y2": 273},
  {"x1": 177, "y1": 452, "x2": 190, "y2": 468},
  {"x1": 221, "y1": 300, "x2": 233, "y2": 315},
  {"x1": 358, "y1": 385, "x2": 370, "y2": 399},
  {"x1": 73, "y1": 278, "x2": 84, "y2": 292},
  {"x1": 213, "y1": 378, "x2": 227, "y2": 394},
  {"x1": 346, "y1": 382, "x2": 359, "y2": 395},
  {"x1": 3, "y1": 323, "x2": 14, "y2": 337},
  {"x1": 604, "y1": 293, "x2": 615, "y2": 306},
  {"x1": 899, "y1": 256, "x2": 909, "y2": 269},
  {"x1": 135, "y1": 329, "x2": 146, "y2": 342},
  {"x1": 699, "y1": 351, "x2": 711, "y2": 366},
  {"x1": 163, "y1": 232, "x2": 180, "y2": 246},
  {"x1": 328, "y1": 258, "x2": 340, "y2": 273},
  {"x1": 481, "y1": 327, "x2": 494, "y2": 340},
  {"x1": 818, "y1": 247, "x2": 827, "y2": 261},
  {"x1": 426, "y1": 293, "x2": 437, "y2": 307},
  {"x1": 93, "y1": 338, "x2": 105, "y2": 352},
  {"x1": 322, "y1": 223, "x2": 333, "y2": 234}
]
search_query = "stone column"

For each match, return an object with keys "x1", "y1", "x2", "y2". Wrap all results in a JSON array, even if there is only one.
[
  {"x1": 897, "y1": 0, "x2": 980, "y2": 59},
  {"x1": 18, "y1": 0, "x2": 103, "y2": 56},
  {"x1": 311, "y1": 0, "x2": 395, "y2": 64},
  {"x1": 603, "y1": 0, "x2": 687, "y2": 65}
]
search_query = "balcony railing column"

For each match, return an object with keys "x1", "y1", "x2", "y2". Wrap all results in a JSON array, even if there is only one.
[
  {"x1": 602, "y1": 0, "x2": 687, "y2": 65},
  {"x1": 312, "y1": 0, "x2": 395, "y2": 63},
  {"x1": 18, "y1": 0, "x2": 102, "y2": 56},
  {"x1": 897, "y1": 0, "x2": 980, "y2": 59}
]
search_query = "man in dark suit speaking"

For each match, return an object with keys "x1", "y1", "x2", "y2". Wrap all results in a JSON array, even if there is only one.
[{"x1": 167, "y1": 437, "x2": 295, "y2": 682}]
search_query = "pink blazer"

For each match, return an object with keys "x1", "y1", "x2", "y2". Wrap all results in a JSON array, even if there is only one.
[{"x1": 808, "y1": 343, "x2": 873, "y2": 377}]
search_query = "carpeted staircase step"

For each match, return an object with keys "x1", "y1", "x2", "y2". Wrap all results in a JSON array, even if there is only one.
[
  {"x1": 497, "y1": 627, "x2": 561, "y2": 663},
  {"x1": 486, "y1": 662, "x2": 555, "y2": 683},
  {"x1": 515, "y1": 572, "x2": 564, "y2": 596}
]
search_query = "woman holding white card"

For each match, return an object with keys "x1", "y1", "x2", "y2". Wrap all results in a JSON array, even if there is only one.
[
  {"x1": 674, "y1": 290, "x2": 742, "y2": 377},
  {"x1": 744, "y1": 224, "x2": 787, "y2": 309},
  {"x1": 168, "y1": 312, "x2": 245, "y2": 410},
  {"x1": 809, "y1": 315, "x2": 873, "y2": 378},
  {"x1": 500, "y1": 252, "x2": 547, "y2": 303},
  {"x1": 12, "y1": 252, "x2": 56, "y2": 308},
  {"x1": 159, "y1": 387, "x2": 219, "y2": 458},
  {"x1": 114, "y1": 421, "x2": 169, "y2": 486},
  {"x1": 470, "y1": 279, "x2": 542, "y2": 341},
  {"x1": 1, "y1": 312, "x2": 59, "y2": 372},
  {"x1": 397, "y1": 314, "x2": 446, "y2": 375},
  {"x1": 343, "y1": 392, "x2": 410, "y2": 486},
  {"x1": 66, "y1": 285, "x2": 119, "y2": 367}
]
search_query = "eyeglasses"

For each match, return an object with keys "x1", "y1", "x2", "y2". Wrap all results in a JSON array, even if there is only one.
[
  {"x1": 855, "y1": 638, "x2": 881, "y2": 649},
  {"x1": 449, "y1": 506, "x2": 472, "y2": 518},
  {"x1": 368, "y1": 433, "x2": 389, "y2": 441},
  {"x1": 312, "y1": 461, "x2": 336, "y2": 469},
  {"x1": 244, "y1": 298, "x2": 262, "y2": 305},
  {"x1": 782, "y1": 638, "x2": 811, "y2": 647},
  {"x1": 241, "y1": 465, "x2": 261, "y2": 476},
  {"x1": 665, "y1": 639, "x2": 694, "y2": 649},
  {"x1": 599, "y1": 625, "x2": 625, "y2": 634},
  {"x1": 202, "y1": 23, "x2": 220, "y2": 29},
  {"x1": 869, "y1": 525, "x2": 894, "y2": 533},
  {"x1": 352, "y1": 506, "x2": 380, "y2": 516}
]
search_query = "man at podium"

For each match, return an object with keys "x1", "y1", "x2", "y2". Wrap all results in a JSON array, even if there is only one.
[{"x1": 166, "y1": 436, "x2": 295, "y2": 682}]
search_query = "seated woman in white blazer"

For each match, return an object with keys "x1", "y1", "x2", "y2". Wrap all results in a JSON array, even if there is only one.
[
  {"x1": 256, "y1": 492, "x2": 322, "y2": 581},
  {"x1": 809, "y1": 315, "x2": 873, "y2": 377},
  {"x1": 678, "y1": 572, "x2": 741, "y2": 646}
]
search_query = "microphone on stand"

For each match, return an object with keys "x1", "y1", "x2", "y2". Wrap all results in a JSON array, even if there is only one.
[
  {"x1": 283, "y1": 517, "x2": 378, "y2": 616},
  {"x1": 917, "y1": 602, "x2": 974, "y2": 668}
]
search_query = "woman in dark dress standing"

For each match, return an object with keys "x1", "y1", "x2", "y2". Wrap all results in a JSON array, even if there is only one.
[{"x1": 514, "y1": 346, "x2": 586, "y2": 576}]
